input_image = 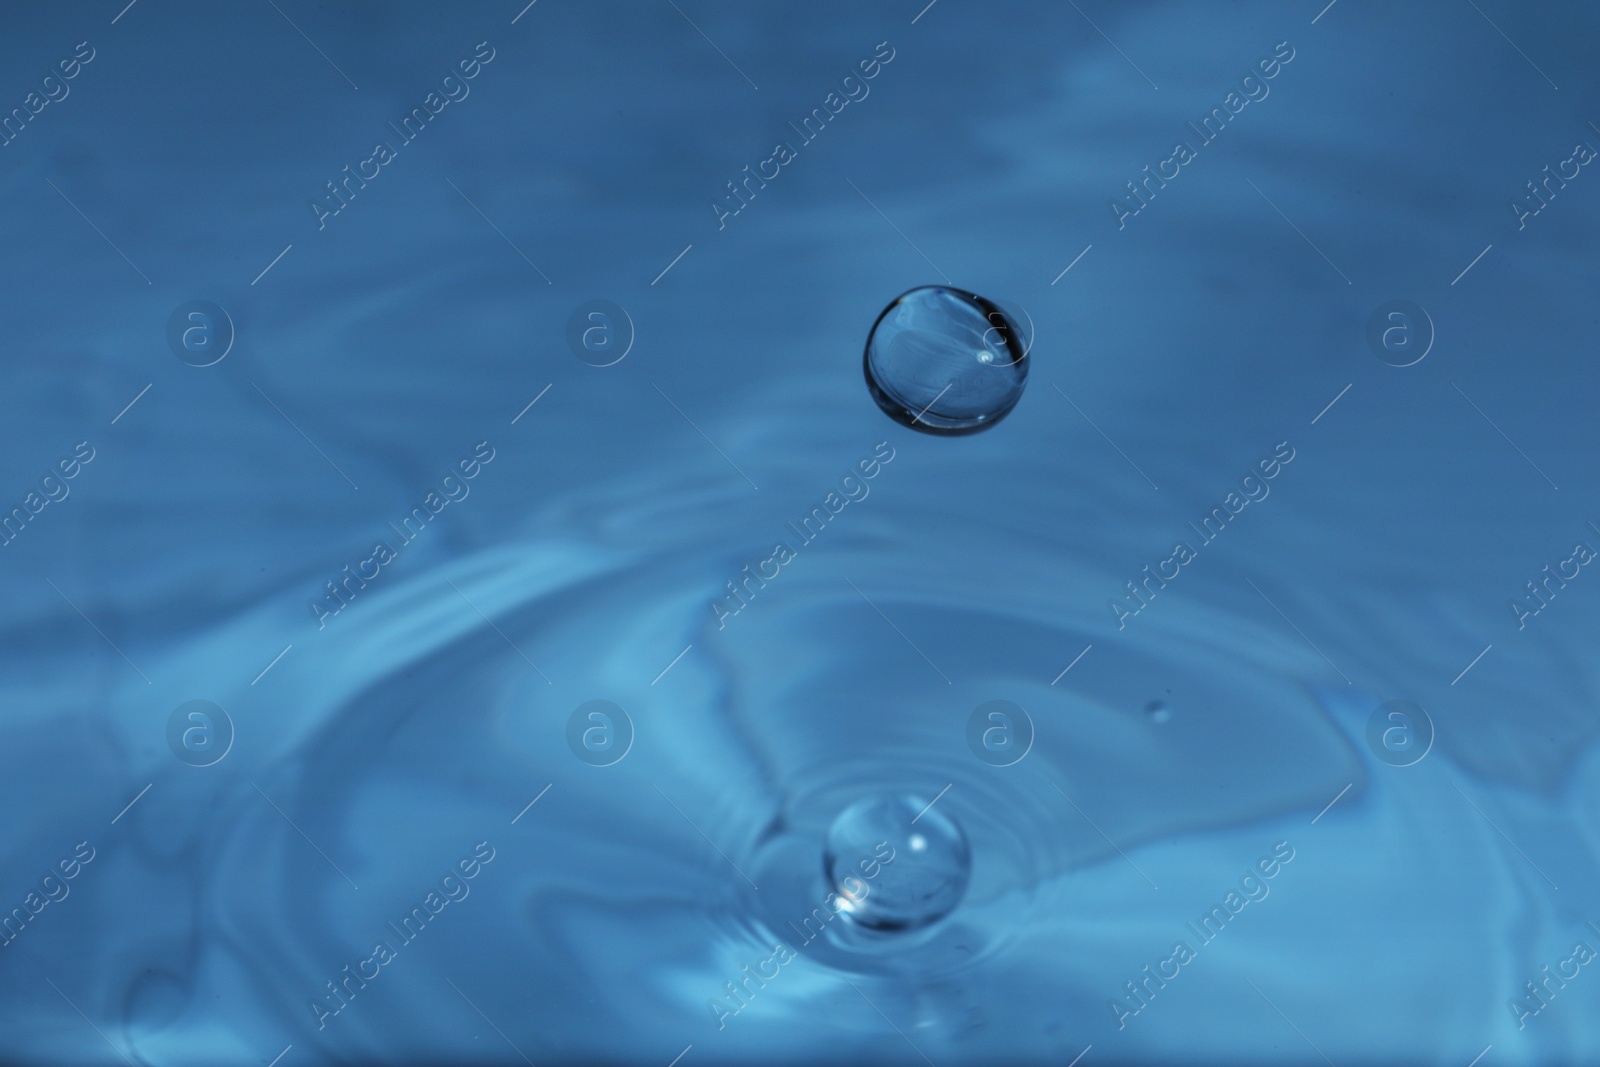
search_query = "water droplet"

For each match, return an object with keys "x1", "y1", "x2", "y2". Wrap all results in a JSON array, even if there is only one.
[
  {"x1": 864, "y1": 286, "x2": 1029, "y2": 435},
  {"x1": 1144, "y1": 699, "x2": 1171, "y2": 724},
  {"x1": 823, "y1": 793, "x2": 971, "y2": 931}
]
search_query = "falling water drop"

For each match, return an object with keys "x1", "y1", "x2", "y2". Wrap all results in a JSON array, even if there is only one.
[
  {"x1": 864, "y1": 286, "x2": 1029, "y2": 435},
  {"x1": 823, "y1": 793, "x2": 972, "y2": 931}
]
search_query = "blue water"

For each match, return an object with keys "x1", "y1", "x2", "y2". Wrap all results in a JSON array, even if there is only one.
[
  {"x1": 864, "y1": 286, "x2": 1031, "y2": 433},
  {"x1": 2, "y1": 1, "x2": 1599, "y2": 1063}
]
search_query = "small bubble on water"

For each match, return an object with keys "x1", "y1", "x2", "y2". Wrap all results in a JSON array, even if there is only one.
[
  {"x1": 864, "y1": 286, "x2": 1029, "y2": 435},
  {"x1": 823, "y1": 793, "x2": 971, "y2": 932},
  {"x1": 1144, "y1": 699, "x2": 1171, "y2": 724}
]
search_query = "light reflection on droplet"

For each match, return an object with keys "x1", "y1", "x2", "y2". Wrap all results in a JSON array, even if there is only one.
[
  {"x1": 823, "y1": 793, "x2": 971, "y2": 932},
  {"x1": 864, "y1": 286, "x2": 1029, "y2": 436}
]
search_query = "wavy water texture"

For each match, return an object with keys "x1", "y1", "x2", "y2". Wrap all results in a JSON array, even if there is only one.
[{"x1": 0, "y1": 0, "x2": 1598, "y2": 1064}]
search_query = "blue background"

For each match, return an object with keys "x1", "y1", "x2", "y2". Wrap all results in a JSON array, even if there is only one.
[{"x1": 0, "y1": 0, "x2": 1598, "y2": 1063}]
